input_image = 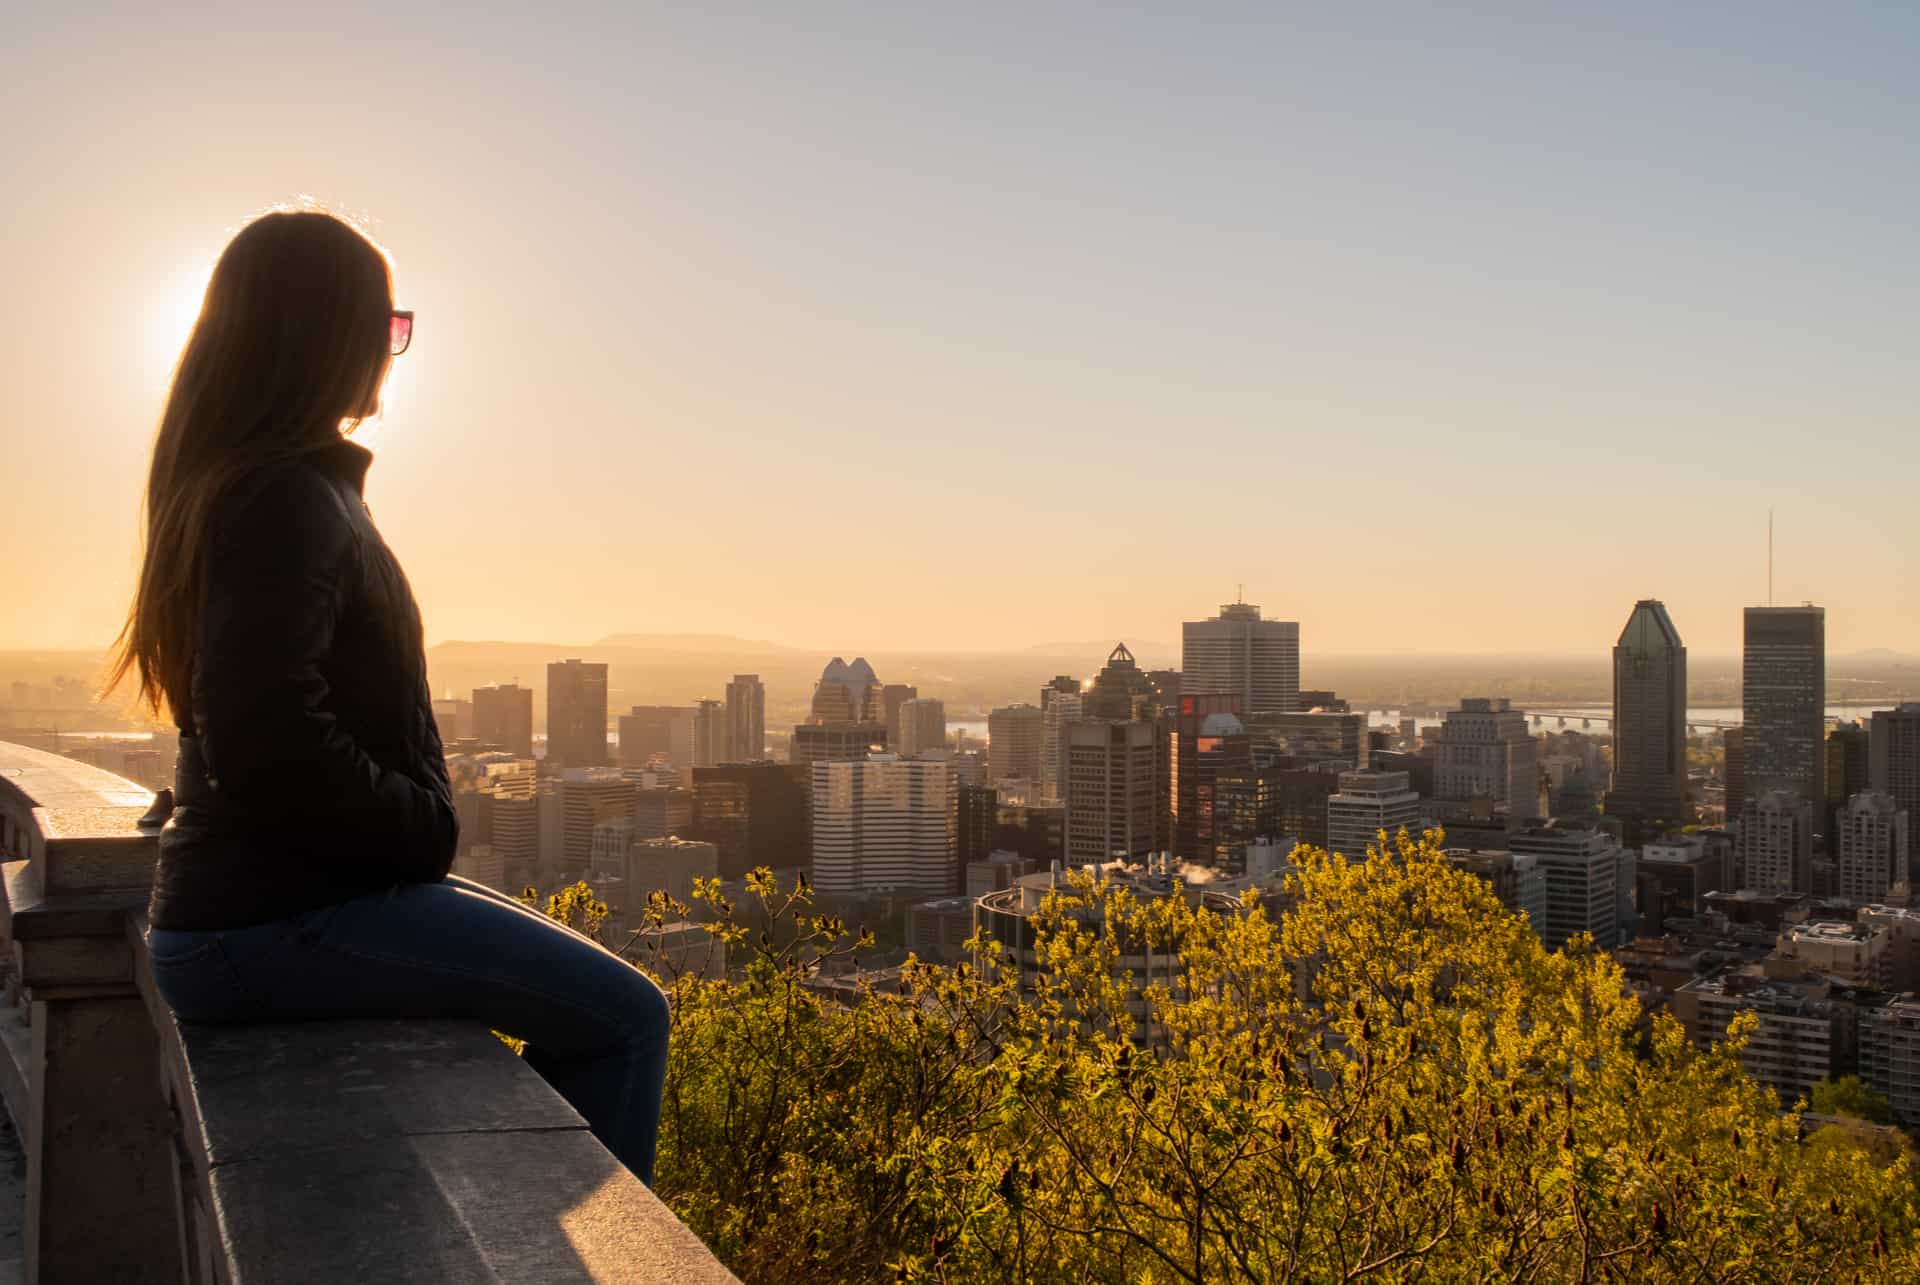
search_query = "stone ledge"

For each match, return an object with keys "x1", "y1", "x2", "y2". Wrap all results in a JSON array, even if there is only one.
[{"x1": 133, "y1": 923, "x2": 738, "y2": 1283}]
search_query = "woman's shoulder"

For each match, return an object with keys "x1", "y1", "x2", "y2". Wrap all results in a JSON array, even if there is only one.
[{"x1": 209, "y1": 455, "x2": 362, "y2": 560}]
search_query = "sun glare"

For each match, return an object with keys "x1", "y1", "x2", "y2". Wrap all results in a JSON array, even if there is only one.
[{"x1": 143, "y1": 260, "x2": 211, "y2": 383}]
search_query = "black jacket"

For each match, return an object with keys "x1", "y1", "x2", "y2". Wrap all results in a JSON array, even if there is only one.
[{"x1": 150, "y1": 439, "x2": 458, "y2": 930}]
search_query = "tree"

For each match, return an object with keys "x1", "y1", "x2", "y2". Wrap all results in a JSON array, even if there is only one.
[
  {"x1": 548, "y1": 833, "x2": 1920, "y2": 1281},
  {"x1": 1810, "y1": 1074, "x2": 1894, "y2": 1124}
]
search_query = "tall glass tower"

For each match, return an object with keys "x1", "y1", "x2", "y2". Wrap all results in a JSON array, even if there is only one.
[
  {"x1": 1742, "y1": 606, "x2": 1826, "y2": 818},
  {"x1": 1608, "y1": 600, "x2": 1689, "y2": 837}
]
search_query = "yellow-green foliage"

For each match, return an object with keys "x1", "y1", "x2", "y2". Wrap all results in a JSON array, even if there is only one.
[{"x1": 591, "y1": 835, "x2": 1918, "y2": 1282}]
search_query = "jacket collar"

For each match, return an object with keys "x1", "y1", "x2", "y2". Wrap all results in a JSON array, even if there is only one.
[{"x1": 306, "y1": 437, "x2": 375, "y2": 496}]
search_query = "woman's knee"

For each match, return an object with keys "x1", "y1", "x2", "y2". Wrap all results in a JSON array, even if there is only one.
[{"x1": 603, "y1": 965, "x2": 670, "y2": 1041}]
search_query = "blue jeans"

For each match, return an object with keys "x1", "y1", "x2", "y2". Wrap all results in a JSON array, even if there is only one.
[{"x1": 146, "y1": 876, "x2": 670, "y2": 1185}]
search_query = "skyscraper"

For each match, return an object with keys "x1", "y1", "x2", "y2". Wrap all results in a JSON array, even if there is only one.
[
  {"x1": 1174, "y1": 710, "x2": 1251, "y2": 864},
  {"x1": 1827, "y1": 720, "x2": 1872, "y2": 842},
  {"x1": 1741, "y1": 606, "x2": 1825, "y2": 817},
  {"x1": 881, "y1": 684, "x2": 919, "y2": 748},
  {"x1": 1871, "y1": 704, "x2": 1920, "y2": 833},
  {"x1": 987, "y1": 704, "x2": 1045, "y2": 784},
  {"x1": 1040, "y1": 688, "x2": 1083, "y2": 803},
  {"x1": 811, "y1": 755, "x2": 956, "y2": 896},
  {"x1": 472, "y1": 683, "x2": 535, "y2": 758},
  {"x1": 1181, "y1": 601, "x2": 1301, "y2": 715},
  {"x1": 692, "y1": 699, "x2": 727, "y2": 769},
  {"x1": 1608, "y1": 600, "x2": 1689, "y2": 837},
  {"x1": 810, "y1": 658, "x2": 884, "y2": 724},
  {"x1": 1171, "y1": 694, "x2": 1242, "y2": 862},
  {"x1": 1083, "y1": 643, "x2": 1156, "y2": 721},
  {"x1": 1065, "y1": 719, "x2": 1157, "y2": 865},
  {"x1": 546, "y1": 659, "x2": 609, "y2": 769},
  {"x1": 1432, "y1": 698, "x2": 1539, "y2": 823},
  {"x1": 796, "y1": 657, "x2": 887, "y2": 766},
  {"x1": 725, "y1": 674, "x2": 766, "y2": 762},
  {"x1": 896, "y1": 698, "x2": 947, "y2": 757},
  {"x1": 1722, "y1": 727, "x2": 1744, "y2": 823}
]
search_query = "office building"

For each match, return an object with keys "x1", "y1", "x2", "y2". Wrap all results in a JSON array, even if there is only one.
[
  {"x1": 1723, "y1": 727, "x2": 1744, "y2": 823},
  {"x1": 1181, "y1": 601, "x2": 1301, "y2": 715},
  {"x1": 625, "y1": 836, "x2": 720, "y2": 910},
  {"x1": 798, "y1": 657, "x2": 889, "y2": 767},
  {"x1": 906, "y1": 896, "x2": 979, "y2": 965},
  {"x1": 546, "y1": 660, "x2": 610, "y2": 769},
  {"x1": 1675, "y1": 965, "x2": 1866, "y2": 1106},
  {"x1": 619, "y1": 705, "x2": 686, "y2": 769},
  {"x1": 689, "y1": 762, "x2": 811, "y2": 878},
  {"x1": 558, "y1": 767, "x2": 634, "y2": 880},
  {"x1": 1741, "y1": 606, "x2": 1826, "y2": 814},
  {"x1": 896, "y1": 698, "x2": 947, "y2": 757},
  {"x1": 1609, "y1": 600, "x2": 1690, "y2": 837},
  {"x1": 1040, "y1": 689, "x2": 1083, "y2": 803},
  {"x1": 1446, "y1": 848, "x2": 1546, "y2": 933},
  {"x1": 472, "y1": 683, "x2": 534, "y2": 758},
  {"x1": 956, "y1": 783, "x2": 998, "y2": 869},
  {"x1": 1509, "y1": 827, "x2": 1623, "y2": 950},
  {"x1": 432, "y1": 697, "x2": 474, "y2": 742},
  {"x1": 792, "y1": 722, "x2": 887, "y2": 766},
  {"x1": 1432, "y1": 698, "x2": 1538, "y2": 822},
  {"x1": 1065, "y1": 719, "x2": 1158, "y2": 865},
  {"x1": 987, "y1": 704, "x2": 1045, "y2": 784},
  {"x1": 993, "y1": 797, "x2": 1068, "y2": 872},
  {"x1": 631, "y1": 786, "x2": 692, "y2": 841},
  {"x1": 881, "y1": 684, "x2": 919, "y2": 747},
  {"x1": 1836, "y1": 792, "x2": 1910, "y2": 904},
  {"x1": 1827, "y1": 721, "x2": 1872, "y2": 837},
  {"x1": 452, "y1": 842, "x2": 506, "y2": 890},
  {"x1": 1245, "y1": 710, "x2": 1368, "y2": 771},
  {"x1": 1637, "y1": 834, "x2": 1732, "y2": 929},
  {"x1": 1741, "y1": 789, "x2": 1814, "y2": 894},
  {"x1": 484, "y1": 767, "x2": 539, "y2": 892},
  {"x1": 725, "y1": 674, "x2": 766, "y2": 762},
  {"x1": 589, "y1": 817, "x2": 634, "y2": 881},
  {"x1": 1170, "y1": 695, "x2": 1245, "y2": 862},
  {"x1": 1776, "y1": 920, "x2": 1892, "y2": 990},
  {"x1": 1861, "y1": 997, "x2": 1920, "y2": 1127},
  {"x1": 1871, "y1": 705, "x2": 1920, "y2": 846},
  {"x1": 1326, "y1": 769, "x2": 1421, "y2": 863},
  {"x1": 1215, "y1": 763, "x2": 1339, "y2": 863},
  {"x1": 810, "y1": 657, "x2": 885, "y2": 724},
  {"x1": 1083, "y1": 643, "x2": 1156, "y2": 721},
  {"x1": 691, "y1": 699, "x2": 727, "y2": 769},
  {"x1": 810, "y1": 755, "x2": 956, "y2": 896}
]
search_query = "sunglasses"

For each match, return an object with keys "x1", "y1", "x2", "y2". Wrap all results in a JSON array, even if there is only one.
[{"x1": 390, "y1": 309, "x2": 415, "y2": 357}]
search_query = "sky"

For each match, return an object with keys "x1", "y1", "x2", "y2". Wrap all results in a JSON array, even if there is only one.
[{"x1": 3, "y1": 3, "x2": 1916, "y2": 657}]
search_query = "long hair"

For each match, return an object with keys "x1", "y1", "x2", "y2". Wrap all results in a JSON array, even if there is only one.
[{"x1": 107, "y1": 210, "x2": 395, "y2": 719}]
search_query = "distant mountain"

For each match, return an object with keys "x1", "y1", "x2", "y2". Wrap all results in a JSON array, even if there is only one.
[
  {"x1": 1837, "y1": 648, "x2": 1919, "y2": 665},
  {"x1": 592, "y1": 633, "x2": 805, "y2": 655},
  {"x1": 1019, "y1": 639, "x2": 1180, "y2": 663}
]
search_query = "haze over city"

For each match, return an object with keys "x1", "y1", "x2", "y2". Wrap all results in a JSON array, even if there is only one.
[{"x1": 6, "y1": 3, "x2": 1918, "y2": 655}]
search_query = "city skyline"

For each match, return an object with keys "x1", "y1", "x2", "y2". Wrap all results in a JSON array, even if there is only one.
[{"x1": 6, "y1": 6, "x2": 1920, "y2": 656}]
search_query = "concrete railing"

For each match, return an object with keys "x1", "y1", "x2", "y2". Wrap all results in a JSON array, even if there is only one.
[{"x1": 0, "y1": 741, "x2": 735, "y2": 1284}]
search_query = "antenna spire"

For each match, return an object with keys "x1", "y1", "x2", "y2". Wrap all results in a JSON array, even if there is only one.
[{"x1": 1767, "y1": 509, "x2": 1774, "y2": 607}]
